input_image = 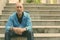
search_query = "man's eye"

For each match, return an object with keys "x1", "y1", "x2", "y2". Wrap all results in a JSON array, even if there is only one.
[
  {"x1": 17, "y1": 6, "x2": 22, "y2": 8},
  {"x1": 17, "y1": 7, "x2": 19, "y2": 8}
]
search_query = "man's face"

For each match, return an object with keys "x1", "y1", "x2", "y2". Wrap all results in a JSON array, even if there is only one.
[{"x1": 16, "y1": 3, "x2": 24, "y2": 13}]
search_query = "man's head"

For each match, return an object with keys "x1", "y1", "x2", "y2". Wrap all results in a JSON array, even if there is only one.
[{"x1": 16, "y1": 3, "x2": 24, "y2": 14}]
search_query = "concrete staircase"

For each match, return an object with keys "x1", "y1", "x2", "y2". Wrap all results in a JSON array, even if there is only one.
[{"x1": 0, "y1": 3, "x2": 60, "y2": 40}]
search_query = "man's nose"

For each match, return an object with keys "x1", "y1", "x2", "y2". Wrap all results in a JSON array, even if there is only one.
[{"x1": 18, "y1": 7, "x2": 21, "y2": 9}]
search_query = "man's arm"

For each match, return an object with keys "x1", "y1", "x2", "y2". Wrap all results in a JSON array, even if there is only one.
[
  {"x1": 5, "y1": 16, "x2": 13, "y2": 32},
  {"x1": 25, "y1": 13, "x2": 32, "y2": 31}
]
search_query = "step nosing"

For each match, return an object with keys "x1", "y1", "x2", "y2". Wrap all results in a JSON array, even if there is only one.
[
  {"x1": 1, "y1": 20, "x2": 60, "y2": 21},
  {"x1": 5, "y1": 6, "x2": 60, "y2": 8},
  {"x1": 1, "y1": 33, "x2": 60, "y2": 37},
  {"x1": 1, "y1": 26, "x2": 60, "y2": 28},
  {"x1": 5, "y1": 10, "x2": 60, "y2": 11}
]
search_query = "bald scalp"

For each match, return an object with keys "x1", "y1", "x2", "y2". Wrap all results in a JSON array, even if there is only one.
[{"x1": 16, "y1": 2, "x2": 23, "y2": 7}]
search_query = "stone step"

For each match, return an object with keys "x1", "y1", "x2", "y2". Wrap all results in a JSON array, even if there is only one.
[
  {"x1": 1, "y1": 14, "x2": 60, "y2": 20},
  {"x1": 6, "y1": 3, "x2": 60, "y2": 7},
  {"x1": 1, "y1": 26, "x2": 60, "y2": 29},
  {"x1": 2, "y1": 10, "x2": 60, "y2": 12},
  {"x1": 6, "y1": 4, "x2": 60, "y2": 7},
  {"x1": 4, "y1": 6, "x2": 60, "y2": 11},
  {"x1": 2, "y1": 11, "x2": 60, "y2": 15},
  {"x1": 1, "y1": 12, "x2": 60, "y2": 16},
  {"x1": 1, "y1": 20, "x2": 60, "y2": 26},
  {"x1": 0, "y1": 14, "x2": 41, "y2": 20},
  {"x1": 1, "y1": 26, "x2": 60, "y2": 34},
  {"x1": 6, "y1": 6, "x2": 60, "y2": 7},
  {"x1": 1, "y1": 33, "x2": 60, "y2": 37},
  {"x1": 3, "y1": 6, "x2": 60, "y2": 11},
  {"x1": 2, "y1": 11, "x2": 60, "y2": 16},
  {"x1": 41, "y1": 16, "x2": 60, "y2": 20},
  {"x1": 1, "y1": 33, "x2": 60, "y2": 40}
]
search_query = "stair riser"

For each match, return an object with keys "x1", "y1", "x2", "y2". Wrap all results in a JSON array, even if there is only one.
[
  {"x1": 1, "y1": 37, "x2": 60, "y2": 40},
  {"x1": 2, "y1": 12, "x2": 60, "y2": 16},
  {"x1": 1, "y1": 15, "x2": 60, "y2": 20},
  {"x1": 1, "y1": 17, "x2": 60, "y2": 20},
  {"x1": 0, "y1": 28, "x2": 60, "y2": 34},
  {"x1": 6, "y1": 5, "x2": 60, "y2": 7},
  {"x1": 0, "y1": 21, "x2": 60, "y2": 26},
  {"x1": 41, "y1": 16, "x2": 60, "y2": 20},
  {"x1": 2, "y1": 11, "x2": 60, "y2": 16},
  {"x1": 2, "y1": 10, "x2": 60, "y2": 14},
  {"x1": 4, "y1": 7, "x2": 60, "y2": 11},
  {"x1": 0, "y1": 14, "x2": 40, "y2": 19},
  {"x1": 6, "y1": 4, "x2": 60, "y2": 7},
  {"x1": 0, "y1": 28, "x2": 5, "y2": 34}
]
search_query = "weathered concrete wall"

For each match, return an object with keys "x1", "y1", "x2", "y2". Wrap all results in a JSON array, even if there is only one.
[
  {"x1": 9, "y1": 0, "x2": 24, "y2": 3},
  {"x1": 0, "y1": 0, "x2": 7, "y2": 15}
]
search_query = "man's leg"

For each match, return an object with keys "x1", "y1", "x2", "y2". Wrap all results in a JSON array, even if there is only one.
[
  {"x1": 22, "y1": 31, "x2": 34, "y2": 40},
  {"x1": 5, "y1": 31, "x2": 34, "y2": 40},
  {"x1": 27, "y1": 31, "x2": 34, "y2": 40},
  {"x1": 5, "y1": 31, "x2": 11, "y2": 40},
  {"x1": 5, "y1": 31, "x2": 18, "y2": 40}
]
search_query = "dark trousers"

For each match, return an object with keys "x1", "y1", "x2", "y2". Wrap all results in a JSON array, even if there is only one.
[{"x1": 5, "y1": 31, "x2": 34, "y2": 40}]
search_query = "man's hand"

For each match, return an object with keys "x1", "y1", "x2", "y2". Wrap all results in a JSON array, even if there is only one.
[
  {"x1": 12, "y1": 27, "x2": 21, "y2": 34},
  {"x1": 13, "y1": 27, "x2": 26, "y2": 35},
  {"x1": 17, "y1": 28, "x2": 26, "y2": 33}
]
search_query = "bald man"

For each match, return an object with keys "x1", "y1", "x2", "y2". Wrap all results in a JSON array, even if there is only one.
[{"x1": 5, "y1": 3, "x2": 34, "y2": 40}]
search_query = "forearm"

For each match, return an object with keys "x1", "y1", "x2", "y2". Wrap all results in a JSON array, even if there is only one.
[
  {"x1": 6, "y1": 26, "x2": 12, "y2": 32},
  {"x1": 25, "y1": 26, "x2": 32, "y2": 31},
  {"x1": 10, "y1": 27, "x2": 14, "y2": 31}
]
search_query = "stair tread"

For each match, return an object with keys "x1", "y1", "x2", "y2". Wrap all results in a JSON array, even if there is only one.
[
  {"x1": 5, "y1": 6, "x2": 60, "y2": 7},
  {"x1": 1, "y1": 26, "x2": 60, "y2": 28},
  {"x1": 1, "y1": 20, "x2": 60, "y2": 21},
  {"x1": 6, "y1": 4, "x2": 60, "y2": 7},
  {"x1": 1, "y1": 14, "x2": 60, "y2": 16},
  {"x1": 34, "y1": 33, "x2": 60, "y2": 37},
  {"x1": 6, "y1": 3, "x2": 60, "y2": 5},
  {"x1": 3, "y1": 10, "x2": 60, "y2": 12},
  {"x1": 0, "y1": 34, "x2": 4, "y2": 37},
  {"x1": 1, "y1": 33, "x2": 60, "y2": 37}
]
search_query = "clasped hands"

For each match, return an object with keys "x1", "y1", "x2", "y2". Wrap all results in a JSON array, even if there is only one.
[{"x1": 12, "y1": 27, "x2": 26, "y2": 35}]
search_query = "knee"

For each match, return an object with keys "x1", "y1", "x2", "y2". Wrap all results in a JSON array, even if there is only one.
[
  {"x1": 5, "y1": 31, "x2": 10, "y2": 35},
  {"x1": 26, "y1": 31, "x2": 33, "y2": 35}
]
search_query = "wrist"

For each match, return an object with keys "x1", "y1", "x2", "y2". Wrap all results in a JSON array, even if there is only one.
[
  {"x1": 10, "y1": 27, "x2": 13, "y2": 31},
  {"x1": 23, "y1": 28, "x2": 27, "y2": 31},
  {"x1": 25, "y1": 28, "x2": 27, "y2": 31}
]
